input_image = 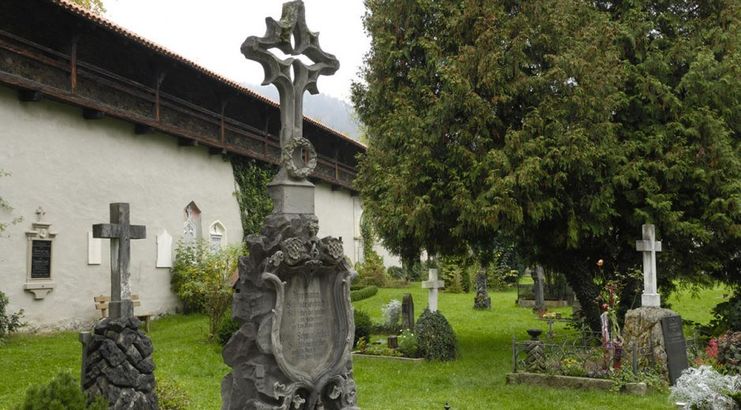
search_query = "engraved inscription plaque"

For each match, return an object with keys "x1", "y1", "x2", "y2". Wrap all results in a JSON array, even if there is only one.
[
  {"x1": 30, "y1": 240, "x2": 52, "y2": 279},
  {"x1": 280, "y1": 274, "x2": 337, "y2": 375},
  {"x1": 661, "y1": 315, "x2": 689, "y2": 385}
]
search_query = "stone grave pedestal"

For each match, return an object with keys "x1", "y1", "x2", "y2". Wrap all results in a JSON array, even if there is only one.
[{"x1": 622, "y1": 307, "x2": 687, "y2": 382}]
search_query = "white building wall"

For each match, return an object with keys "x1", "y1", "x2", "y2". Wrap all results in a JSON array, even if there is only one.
[{"x1": 0, "y1": 86, "x2": 243, "y2": 330}]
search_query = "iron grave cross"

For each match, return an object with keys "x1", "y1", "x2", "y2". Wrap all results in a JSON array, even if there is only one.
[
  {"x1": 241, "y1": 0, "x2": 339, "y2": 180},
  {"x1": 93, "y1": 203, "x2": 146, "y2": 320},
  {"x1": 636, "y1": 224, "x2": 662, "y2": 307}
]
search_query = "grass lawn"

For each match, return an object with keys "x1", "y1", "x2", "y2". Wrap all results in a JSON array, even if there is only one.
[{"x1": 0, "y1": 283, "x2": 725, "y2": 409}]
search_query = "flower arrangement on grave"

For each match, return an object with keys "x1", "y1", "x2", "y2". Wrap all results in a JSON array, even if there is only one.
[{"x1": 594, "y1": 261, "x2": 625, "y2": 370}]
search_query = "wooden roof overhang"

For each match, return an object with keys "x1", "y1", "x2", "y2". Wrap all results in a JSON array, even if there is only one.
[{"x1": 0, "y1": 0, "x2": 363, "y2": 191}]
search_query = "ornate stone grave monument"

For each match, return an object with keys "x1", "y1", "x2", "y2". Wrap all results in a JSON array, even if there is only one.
[
  {"x1": 80, "y1": 203, "x2": 157, "y2": 409},
  {"x1": 532, "y1": 265, "x2": 545, "y2": 313},
  {"x1": 221, "y1": 2, "x2": 358, "y2": 409},
  {"x1": 422, "y1": 268, "x2": 445, "y2": 313},
  {"x1": 622, "y1": 224, "x2": 687, "y2": 383}
]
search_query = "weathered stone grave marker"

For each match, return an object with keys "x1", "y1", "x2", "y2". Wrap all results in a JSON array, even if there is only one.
[
  {"x1": 473, "y1": 271, "x2": 491, "y2": 310},
  {"x1": 533, "y1": 265, "x2": 545, "y2": 313},
  {"x1": 422, "y1": 268, "x2": 445, "y2": 312},
  {"x1": 402, "y1": 293, "x2": 414, "y2": 329},
  {"x1": 81, "y1": 202, "x2": 157, "y2": 408},
  {"x1": 623, "y1": 224, "x2": 687, "y2": 384},
  {"x1": 661, "y1": 315, "x2": 689, "y2": 385},
  {"x1": 221, "y1": 2, "x2": 357, "y2": 409}
]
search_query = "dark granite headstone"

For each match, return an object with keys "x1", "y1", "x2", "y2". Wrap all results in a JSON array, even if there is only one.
[
  {"x1": 473, "y1": 271, "x2": 491, "y2": 310},
  {"x1": 30, "y1": 240, "x2": 52, "y2": 278},
  {"x1": 402, "y1": 293, "x2": 414, "y2": 330},
  {"x1": 533, "y1": 266, "x2": 545, "y2": 312},
  {"x1": 660, "y1": 315, "x2": 689, "y2": 385}
]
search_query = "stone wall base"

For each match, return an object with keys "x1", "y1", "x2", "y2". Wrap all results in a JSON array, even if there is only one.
[
  {"x1": 506, "y1": 372, "x2": 647, "y2": 395},
  {"x1": 622, "y1": 306, "x2": 678, "y2": 378}
]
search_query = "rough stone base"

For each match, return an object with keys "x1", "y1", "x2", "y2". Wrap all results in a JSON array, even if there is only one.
[
  {"x1": 622, "y1": 306, "x2": 678, "y2": 377},
  {"x1": 82, "y1": 317, "x2": 157, "y2": 409}
]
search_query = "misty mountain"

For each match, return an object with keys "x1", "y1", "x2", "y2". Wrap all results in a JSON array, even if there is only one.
[{"x1": 244, "y1": 84, "x2": 362, "y2": 141}]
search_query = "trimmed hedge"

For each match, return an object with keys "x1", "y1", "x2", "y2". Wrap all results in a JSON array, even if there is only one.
[
  {"x1": 353, "y1": 309, "x2": 372, "y2": 348},
  {"x1": 415, "y1": 309, "x2": 458, "y2": 361},
  {"x1": 350, "y1": 286, "x2": 378, "y2": 302}
]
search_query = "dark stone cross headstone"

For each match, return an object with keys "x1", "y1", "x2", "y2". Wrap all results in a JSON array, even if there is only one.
[
  {"x1": 402, "y1": 293, "x2": 414, "y2": 330},
  {"x1": 660, "y1": 315, "x2": 689, "y2": 385},
  {"x1": 81, "y1": 203, "x2": 157, "y2": 408},
  {"x1": 533, "y1": 265, "x2": 545, "y2": 313},
  {"x1": 92, "y1": 202, "x2": 146, "y2": 319}
]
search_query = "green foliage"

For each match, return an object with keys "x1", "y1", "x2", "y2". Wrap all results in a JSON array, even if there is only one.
[
  {"x1": 386, "y1": 266, "x2": 404, "y2": 279},
  {"x1": 217, "y1": 312, "x2": 240, "y2": 347},
  {"x1": 66, "y1": 0, "x2": 105, "y2": 14},
  {"x1": 353, "y1": 309, "x2": 372, "y2": 348},
  {"x1": 609, "y1": 368, "x2": 668, "y2": 394},
  {"x1": 397, "y1": 329, "x2": 419, "y2": 358},
  {"x1": 414, "y1": 309, "x2": 457, "y2": 361},
  {"x1": 707, "y1": 289, "x2": 741, "y2": 335},
  {"x1": 170, "y1": 240, "x2": 245, "y2": 340},
  {"x1": 156, "y1": 376, "x2": 192, "y2": 410},
  {"x1": 716, "y1": 331, "x2": 741, "y2": 375},
  {"x1": 0, "y1": 291, "x2": 24, "y2": 342},
  {"x1": 15, "y1": 372, "x2": 107, "y2": 410},
  {"x1": 354, "y1": 0, "x2": 741, "y2": 332},
  {"x1": 350, "y1": 286, "x2": 378, "y2": 302},
  {"x1": 355, "y1": 252, "x2": 387, "y2": 288},
  {"x1": 0, "y1": 170, "x2": 22, "y2": 235},
  {"x1": 230, "y1": 158, "x2": 275, "y2": 236},
  {"x1": 439, "y1": 255, "x2": 475, "y2": 294}
]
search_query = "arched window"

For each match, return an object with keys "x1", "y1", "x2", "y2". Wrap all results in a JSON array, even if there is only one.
[
  {"x1": 209, "y1": 220, "x2": 227, "y2": 252},
  {"x1": 183, "y1": 201, "x2": 202, "y2": 244}
]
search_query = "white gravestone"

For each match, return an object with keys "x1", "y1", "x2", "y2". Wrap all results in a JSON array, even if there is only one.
[
  {"x1": 87, "y1": 231, "x2": 102, "y2": 265},
  {"x1": 156, "y1": 230, "x2": 173, "y2": 268},
  {"x1": 636, "y1": 224, "x2": 662, "y2": 307},
  {"x1": 422, "y1": 268, "x2": 445, "y2": 312}
]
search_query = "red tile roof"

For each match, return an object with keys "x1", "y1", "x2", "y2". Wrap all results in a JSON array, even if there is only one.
[{"x1": 51, "y1": 0, "x2": 366, "y2": 149}]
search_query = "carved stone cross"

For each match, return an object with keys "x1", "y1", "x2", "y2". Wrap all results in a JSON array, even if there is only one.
[
  {"x1": 422, "y1": 268, "x2": 445, "y2": 312},
  {"x1": 93, "y1": 203, "x2": 146, "y2": 319},
  {"x1": 636, "y1": 224, "x2": 662, "y2": 307},
  {"x1": 241, "y1": 0, "x2": 339, "y2": 181}
]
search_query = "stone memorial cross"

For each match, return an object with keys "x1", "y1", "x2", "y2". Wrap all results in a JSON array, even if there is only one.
[
  {"x1": 636, "y1": 224, "x2": 662, "y2": 307},
  {"x1": 422, "y1": 268, "x2": 445, "y2": 312},
  {"x1": 92, "y1": 203, "x2": 146, "y2": 319}
]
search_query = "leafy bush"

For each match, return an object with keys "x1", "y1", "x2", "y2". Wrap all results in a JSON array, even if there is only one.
[
  {"x1": 170, "y1": 240, "x2": 246, "y2": 340},
  {"x1": 353, "y1": 309, "x2": 372, "y2": 348},
  {"x1": 670, "y1": 365, "x2": 740, "y2": 409},
  {"x1": 397, "y1": 329, "x2": 419, "y2": 358},
  {"x1": 217, "y1": 312, "x2": 240, "y2": 347},
  {"x1": 156, "y1": 376, "x2": 192, "y2": 410},
  {"x1": 415, "y1": 309, "x2": 457, "y2": 361},
  {"x1": 355, "y1": 337, "x2": 402, "y2": 357},
  {"x1": 15, "y1": 372, "x2": 107, "y2": 410},
  {"x1": 707, "y1": 290, "x2": 741, "y2": 335},
  {"x1": 439, "y1": 255, "x2": 475, "y2": 293},
  {"x1": 717, "y1": 331, "x2": 741, "y2": 375},
  {"x1": 0, "y1": 290, "x2": 24, "y2": 342},
  {"x1": 387, "y1": 266, "x2": 404, "y2": 279},
  {"x1": 350, "y1": 286, "x2": 378, "y2": 302},
  {"x1": 381, "y1": 299, "x2": 402, "y2": 331},
  {"x1": 355, "y1": 252, "x2": 387, "y2": 287}
]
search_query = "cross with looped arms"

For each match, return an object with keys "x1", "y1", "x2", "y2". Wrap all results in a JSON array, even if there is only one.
[{"x1": 241, "y1": 0, "x2": 339, "y2": 180}]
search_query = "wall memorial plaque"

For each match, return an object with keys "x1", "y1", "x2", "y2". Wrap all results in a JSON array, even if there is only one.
[
  {"x1": 660, "y1": 315, "x2": 689, "y2": 385},
  {"x1": 30, "y1": 240, "x2": 52, "y2": 279}
]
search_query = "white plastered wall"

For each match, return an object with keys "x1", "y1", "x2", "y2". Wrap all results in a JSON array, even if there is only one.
[{"x1": 0, "y1": 85, "x2": 243, "y2": 330}]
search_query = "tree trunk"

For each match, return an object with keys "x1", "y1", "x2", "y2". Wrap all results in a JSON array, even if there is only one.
[{"x1": 565, "y1": 267, "x2": 601, "y2": 333}]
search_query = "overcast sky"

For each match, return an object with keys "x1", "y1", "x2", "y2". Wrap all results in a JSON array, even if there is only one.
[{"x1": 104, "y1": 0, "x2": 370, "y2": 102}]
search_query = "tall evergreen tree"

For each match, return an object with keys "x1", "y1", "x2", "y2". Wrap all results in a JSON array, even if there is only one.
[{"x1": 354, "y1": 0, "x2": 740, "y2": 331}]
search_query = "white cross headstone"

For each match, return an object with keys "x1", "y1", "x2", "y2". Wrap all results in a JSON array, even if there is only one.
[
  {"x1": 422, "y1": 268, "x2": 445, "y2": 312},
  {"x1": 636, "y1": 224, "x2": 662, "y2": 307}
]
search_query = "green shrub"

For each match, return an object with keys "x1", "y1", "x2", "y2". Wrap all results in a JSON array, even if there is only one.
[
  {"x1": 170, "y1": 240, "x2": 246, "y2": 341},
  {"x1": 0, "y1": 290, "x2": 24, "y2": 342},
  {"x1": 415, "y1": 309, "x2": 458, "y2": 361},
  {"x1": 355, "y1": 252, "x2": 387, "y2": 287},
  {"x1": 15, "y1": 372, "x2": 107, "y2": 410},
  {"x1": 218, "y1": 312, "x2": 240, "y2": 346},
  {"x1": 439, "y1": 255, "x2": 474, "y2": 293},
  {"x1": 353, "y1": 309, "x2": 372, "y2": 348},
  {"x1": 397, "y1": 329, "x2": 419, "y2": 358},
  {"x1": 156, "y1": 376, "x2": 192, "y2": 410},
  {"x1": 387, "y1": 266, "x2": 404, "y2": 279},
  {"x1": 717, "y1": 331, "x2": 741, "y2": 375},
  {"x1": 350, "y1": 285, "x2": 378, "y2": 302}
]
